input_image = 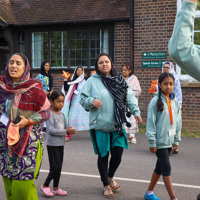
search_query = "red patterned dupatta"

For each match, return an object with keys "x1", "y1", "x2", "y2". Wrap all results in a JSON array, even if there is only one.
[{"x1": 0, "y1": 56, "x2": 50, "y2": 159}]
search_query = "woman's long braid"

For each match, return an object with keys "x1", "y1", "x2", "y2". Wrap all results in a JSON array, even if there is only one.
[{"x1": 157, "y1": 84, "x2": 164, "y2": 112}]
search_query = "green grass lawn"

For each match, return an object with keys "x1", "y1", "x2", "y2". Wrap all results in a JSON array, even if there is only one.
[{"x1": 139, "y1": 125, "x2": 200, "y2": 138}]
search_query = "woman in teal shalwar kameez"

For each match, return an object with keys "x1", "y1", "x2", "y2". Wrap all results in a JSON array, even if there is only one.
[{"x1": 80, "y1": 53, "x2": 142, "y2": 199}]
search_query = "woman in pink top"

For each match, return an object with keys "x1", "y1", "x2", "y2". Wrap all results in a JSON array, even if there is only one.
[{"x1": 122, "y1": 64, "x2": 141, "y2": 144}]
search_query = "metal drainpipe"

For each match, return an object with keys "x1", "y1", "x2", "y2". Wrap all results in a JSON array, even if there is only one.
[{"x1": 130, "y1": 0, "x2": 134, "y2": 73}]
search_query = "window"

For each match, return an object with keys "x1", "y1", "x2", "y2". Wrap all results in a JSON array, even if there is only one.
[
  {"x1": 69, "y1": 30, "x2": 87, "y2": 67},
  {"x1": 32, "y1": 32, "x2": 48, "y2": 69},
  {"x1": 32, "y1": 29, "x2": 109, "y2": 69},
  {"x1": 17, "y1": 32, "x2": 25, "y2": 54},
  {"x1": 51, "y1": 32, "x2": 67, "y2": 68},
  {"x1": 90, "y1": 30, "x2": 109, "y2": 66},
  {"x1": 176, "y1": 0, "x2": 200, "y2": 82}
]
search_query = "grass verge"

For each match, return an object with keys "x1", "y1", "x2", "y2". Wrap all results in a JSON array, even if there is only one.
[{"x1": 139, "y1": 124, "x2": 200, "y2": 138}]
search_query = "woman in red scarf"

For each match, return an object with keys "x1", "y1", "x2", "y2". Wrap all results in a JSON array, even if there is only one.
[{"x1": 0, "y1": 53, "x2": 50, "y2": 200}]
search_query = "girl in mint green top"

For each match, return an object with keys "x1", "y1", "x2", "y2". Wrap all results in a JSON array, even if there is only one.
[
  {"x1": 145, "y1": 73, "x2": 181, "y2": 200},
  {"x1": 80, "y1": 53, "x2": 142, "y2": 199}
]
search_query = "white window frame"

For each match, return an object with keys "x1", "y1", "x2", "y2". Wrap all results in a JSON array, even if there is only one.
[
  {"x1": 176, "y1": 0, "x2": 199, "y2": 82},
  {"x1": 32, "y1": 29, "x2": 109, "y2": 69}
]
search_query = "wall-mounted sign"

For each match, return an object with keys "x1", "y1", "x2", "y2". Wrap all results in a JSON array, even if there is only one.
[
  {"x1": 142, "y1": 61, "x2": 165, "y2": 68},
  {"x1": 142, "y1": 52, "x2": 166, "y2": 59}
]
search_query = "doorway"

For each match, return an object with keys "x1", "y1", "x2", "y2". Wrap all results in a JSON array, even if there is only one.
[
  {"x1": 0, "y1": 28, "x2": 9, "y2": 75},
  {"x1": 0, "y1": 50, "x2": 9, "y2": 75}
]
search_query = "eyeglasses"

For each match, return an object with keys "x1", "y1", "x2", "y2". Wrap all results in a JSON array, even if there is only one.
[{"x1": 163, "y1": 67, "x2": 170, "y2": 69}]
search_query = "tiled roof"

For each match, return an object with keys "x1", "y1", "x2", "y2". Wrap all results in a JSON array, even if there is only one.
[
  {"x1": 0, "y1": 0, "x2": 130, "y2": 26},
  {"x1": 0, "y1": 0, "x2": 16, "y2": 25}
]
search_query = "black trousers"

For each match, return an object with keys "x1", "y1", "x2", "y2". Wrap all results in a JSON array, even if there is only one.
[
  {"x1": 44, "y1": 145, "x2": 64, "y2": 188},
  {"x1": 154, "y1": 148, "x2": 172, "y2": 176},
  {"x1": 91, "y1": 130, "x2": 124, "y2": 186}
]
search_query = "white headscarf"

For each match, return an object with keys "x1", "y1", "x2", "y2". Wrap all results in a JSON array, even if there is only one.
[
  {"x1": 61, "y1": 67, "x2": 85, "y2": 97},
  {"x1": 156, "y1": 61, "x2": 177, "y2": 93},
  {"x1": 161, "y1": 61, "x2": 182, "y2": 104},
  {"x1": 162, "y1": 61, "x2": 176, "y2": 75},
  {"x1": 61, "y1": 67, "x2": 85, "y2": 123}
]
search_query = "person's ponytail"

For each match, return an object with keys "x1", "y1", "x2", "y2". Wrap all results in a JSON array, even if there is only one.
[{"x1": 157, "y1": 87, "x2": 164, "y2": 112}]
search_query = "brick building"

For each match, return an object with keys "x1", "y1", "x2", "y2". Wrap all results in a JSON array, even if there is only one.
[
  {"x1": 133, "y1": 0, "x2": 200, "y2": 130},
  {"x1": 0, "y1": 0, "x2": 200, "y2": 130}
]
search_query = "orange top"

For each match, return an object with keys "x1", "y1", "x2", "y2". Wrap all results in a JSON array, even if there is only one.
[{"x1": 149, "y1": 80, "x2": 158, "y2": 93}]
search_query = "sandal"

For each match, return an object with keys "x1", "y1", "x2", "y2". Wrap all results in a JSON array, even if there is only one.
[
  {"x1": 40, "y1": 185, "x2": 54, "y2": 197},
  {"x1": 109, "y1": 179, "x2": 120, "y2": 191},
  {"x1": 103, "y1": 187, "x2": 115, "y2": 199},
  {"x1": 52, "y1": 188, "x2": 67, "y2": 196},
  {"x1": 131, "y1": 136, "x2": 137, "y2": 144}
]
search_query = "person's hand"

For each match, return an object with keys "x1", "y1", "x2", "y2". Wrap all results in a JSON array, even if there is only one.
[
  {"x1": 12, "y1": 115, "x2": 29, "y2": 130},
  {"x1": 92, "y1": 99, "x2": 103, "y2": 108},
  {"x1": 62, "y1": 70, "x2": 68, "y2": 81},
  {"x1": 67, "y1": 126, "x2": 77, "y2": 135},
  {"x1": 44, "y1": 91, "x2": 49, "y2": 96},
  {"x1": 49, "y1": 90, "x2": 53, "y2": 96},
  {"x1": 62, "y1": 70, "x2": 71, "y2": 80},
  {"x1": 135, "y1": 116, "x2": 143, "y2": 125},
  {"x1": 150, "y1": 147, "x2": 157, "y2": 153},
  {"x1": 172, "y1": 144, "x2": 178, "y2": 151}
]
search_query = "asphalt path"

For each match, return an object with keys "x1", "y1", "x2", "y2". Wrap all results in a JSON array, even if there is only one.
[{"x1": 0, "y1": 131, "x2": 199, "y2": 200}]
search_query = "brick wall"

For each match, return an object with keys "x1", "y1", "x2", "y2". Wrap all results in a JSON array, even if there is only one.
[
  {"x1": 114, "y1": 22, "x2": 131, "y2": 72},
  {"x1": 181, "y1": 86, "x2": 200, "y2": 130},
  {"x1": 114, "y1": 0, "x2": 200, "y2": 130}
]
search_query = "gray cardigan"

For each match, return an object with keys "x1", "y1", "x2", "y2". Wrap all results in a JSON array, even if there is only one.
[{"x1": 46, "y1": 111, "x2": 67, "y2": 146}]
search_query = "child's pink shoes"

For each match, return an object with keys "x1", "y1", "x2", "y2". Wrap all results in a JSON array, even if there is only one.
[
  {"x1": 40, "y1": 185, "x2": 54, "y2": 197},
  {"x1": 52, "y1": 188, "x2": 67, "y2": 196}
]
